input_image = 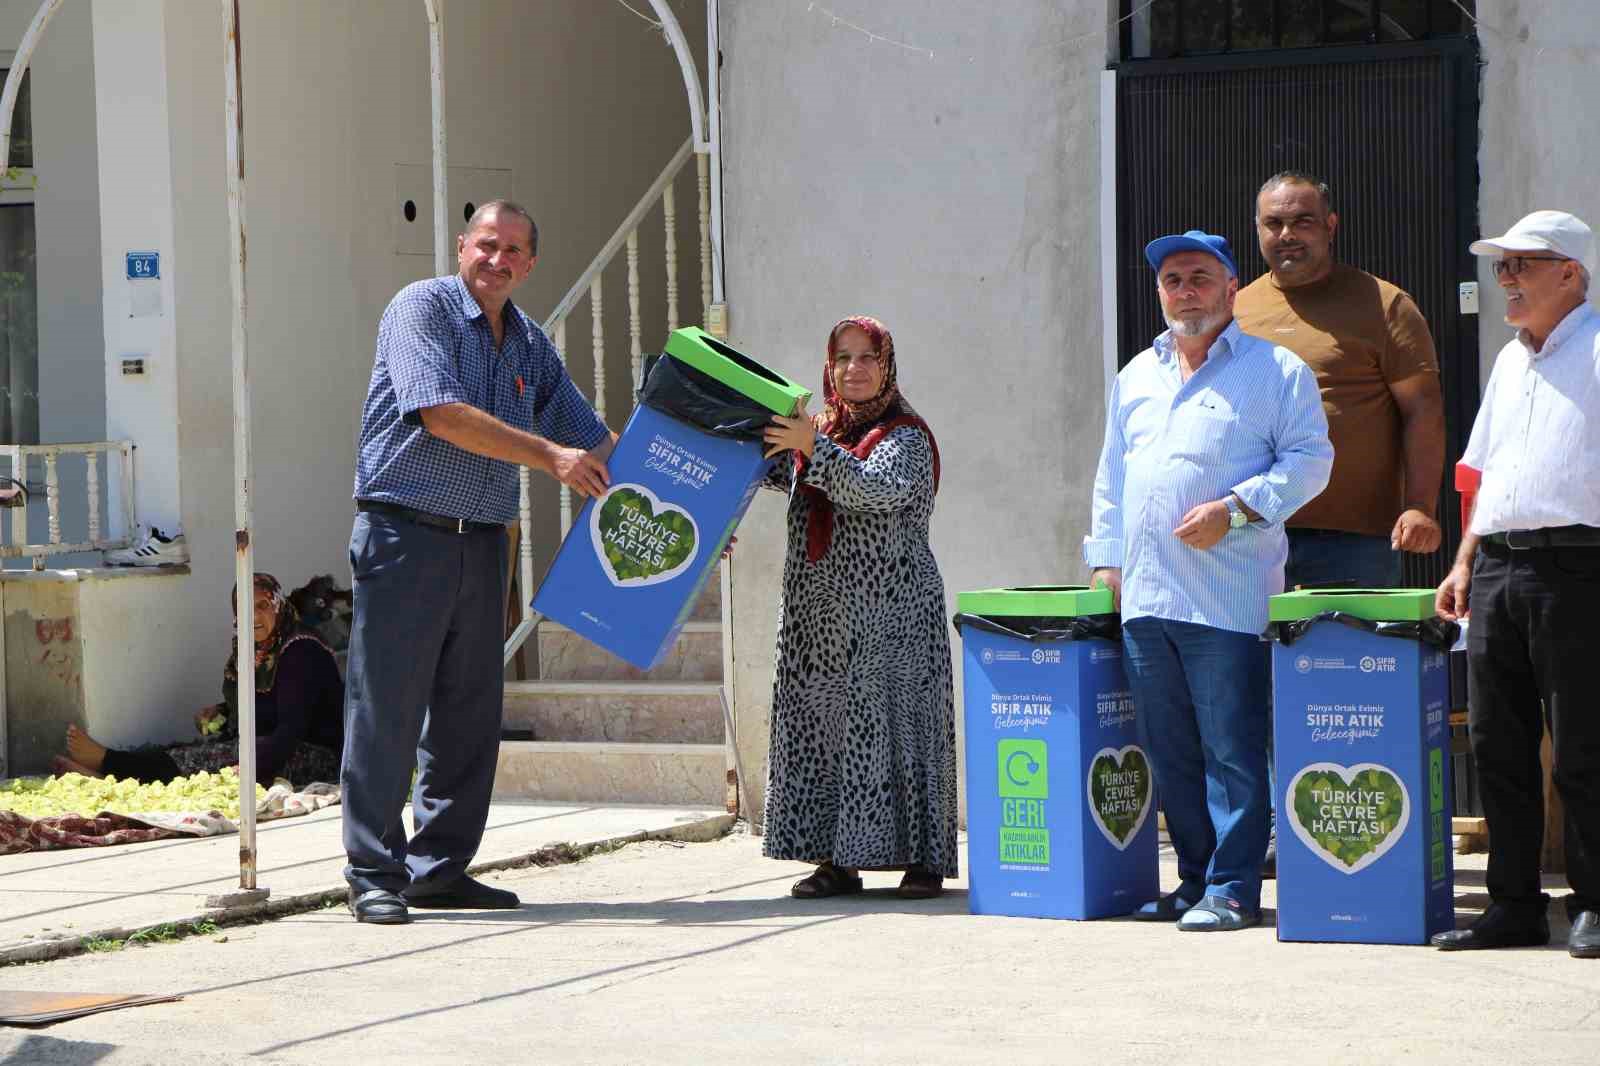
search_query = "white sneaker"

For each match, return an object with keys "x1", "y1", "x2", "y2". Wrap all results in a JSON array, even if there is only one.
[{"x1": 104, "y1": 525, "x2": 190, "y2": 567}]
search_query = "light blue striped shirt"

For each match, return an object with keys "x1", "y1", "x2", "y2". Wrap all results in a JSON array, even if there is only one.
[{"x1": 1084, "y1": 320, "x2": 1333, "y2": 635}]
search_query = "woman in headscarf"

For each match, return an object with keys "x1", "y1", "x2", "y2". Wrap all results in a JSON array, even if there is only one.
[
  {"x1": 759, "y1": 315, "x2": 957, "y2": 899},
  {"x1": 52, "y1": 574, "x2": 345, "y2": 789}
]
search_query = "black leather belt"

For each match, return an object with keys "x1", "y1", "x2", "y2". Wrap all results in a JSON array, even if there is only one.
[
  {"x1": 356, "y1": 500, "x2": 503, "y2": 534},
  {"x1": 1483, "y1": 525, "x2": 1600, "y2": 550}
]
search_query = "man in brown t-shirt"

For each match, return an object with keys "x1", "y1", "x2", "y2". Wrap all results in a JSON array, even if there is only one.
[{"x1": 1235, "y1": 171, "x2": 1445, "y2": 589}]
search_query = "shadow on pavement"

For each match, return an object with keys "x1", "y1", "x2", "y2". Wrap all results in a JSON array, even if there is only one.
[{"x1": 0, "y1": 1035, "x2": 118, "y2": 1065}]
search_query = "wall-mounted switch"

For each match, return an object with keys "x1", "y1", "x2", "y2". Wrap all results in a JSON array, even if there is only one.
[{"x1": 1459, "y1": 282, "x2": 1479, "y2": 315}]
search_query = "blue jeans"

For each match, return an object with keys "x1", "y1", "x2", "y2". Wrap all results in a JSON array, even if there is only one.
[
  {"x1": 1121, "y1": 617, "x2": 1271, "y2": 912},
  {"x1": 1284, "y1": 529, "x2": 1402, "y2": 590}
]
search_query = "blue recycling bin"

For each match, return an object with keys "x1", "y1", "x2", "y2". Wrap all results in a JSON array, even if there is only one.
[
  {"x1": 533, "y1": 328, "x2": 809, "y2": 669},
  {"x1": 955, "y1": 587, "x2": 1158, "y2": 920},
  {"x1": 1269, "y1": 589, "x2": 1456, "y2": 945}
]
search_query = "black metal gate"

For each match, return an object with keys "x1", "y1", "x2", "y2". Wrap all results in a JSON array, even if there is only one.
[{"x1": 1113, "y1": 39, "x2": 1484, "y2": 811}]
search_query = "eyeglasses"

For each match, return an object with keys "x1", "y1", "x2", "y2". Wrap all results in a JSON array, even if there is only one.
[{"x1": 1491, "y1": 255, "x2": 1569, "y2": 278}]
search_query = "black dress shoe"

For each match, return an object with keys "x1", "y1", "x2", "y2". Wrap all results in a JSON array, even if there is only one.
[
  {"x1": 1432, "y1": 903, "x2": 1549, "y2": 951},
  {"x1": 405, "y1": 875, "x2": 520, "y2": 910},
  {"x1": 348, "y1": 888, "x2": 411, "y2": 925},
  {"x1": 1569, "y1": 911, "x2": 1600, "y2": 959}
]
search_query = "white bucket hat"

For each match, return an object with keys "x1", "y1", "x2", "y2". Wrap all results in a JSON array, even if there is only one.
[{"x1": 1470, "y1": 210, "x2": 1596, "y2": 276}]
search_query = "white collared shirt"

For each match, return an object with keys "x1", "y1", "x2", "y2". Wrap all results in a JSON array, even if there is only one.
[{"x1": 1461, "y1": 303, "x2": 1600, "y2": 535}]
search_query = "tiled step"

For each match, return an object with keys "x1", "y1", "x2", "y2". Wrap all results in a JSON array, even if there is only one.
[
  {"x1": 493, "y1": 741, "x2": 727, "y2": 806},
  {"x1": 503, "y1": 680, "x2": 724, "y2": 744},
  {"x1": 537, "y1": 620, "x2": 723, "y2": 682}
]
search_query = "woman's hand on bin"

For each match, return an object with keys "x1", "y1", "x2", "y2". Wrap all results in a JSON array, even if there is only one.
[
  {"x1": 763, "y1": 398, "x2": 816, "y2": 460},
  {"x1": 1090, "y1": 567, "x2": 1122, "y2": 612}
]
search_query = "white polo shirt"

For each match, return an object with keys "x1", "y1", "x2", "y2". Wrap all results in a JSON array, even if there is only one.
[{"x1": 1461, "y1": 302, "x2": 1600, "y2": 535}]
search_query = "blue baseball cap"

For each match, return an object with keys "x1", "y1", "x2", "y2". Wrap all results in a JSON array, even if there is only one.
[{"x1": 1144, "y1": 230, "x2": 1238, "y2": 277}]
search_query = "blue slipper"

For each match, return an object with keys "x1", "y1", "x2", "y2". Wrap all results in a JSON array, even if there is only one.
[
  {"x1": 1133, "y1": 891, "x2": 1198, "y2": 922},
  {"x1": 1177, "y1": 894, "x2": 1261, "y2": 932}
]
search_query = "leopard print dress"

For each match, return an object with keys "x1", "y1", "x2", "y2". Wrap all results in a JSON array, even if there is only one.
[{"x1": 761, "y1": 425, "x2": 959, "y2": 876}]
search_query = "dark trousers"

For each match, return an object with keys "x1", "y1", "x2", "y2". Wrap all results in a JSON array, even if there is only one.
[
  {"x1": 1275, "y1": 530, "x2": 1403, "y2": 814},
  {"x1": 1285, "y1": 529, "x2": 1402, "y2": 590},
  {"x1": 1467, "y1": 542, "x2": 1600, "y2": 919},
  {"x1": 1122, "y1": 618, "x2": 1272, "y2": 911},
  {"x1": 102, "y1": 748, "x2": 183, "y2": 783},
  {"x1": 341, "y1": 511, "x2": 507, "y2": 896}
]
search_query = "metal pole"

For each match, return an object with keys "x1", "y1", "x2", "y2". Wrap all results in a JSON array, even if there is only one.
[
  {"x1": 424, "y1": 0, "x2": 450, "y2": 277},
  {"x1": 0, "y1": 0, "x2": 63, "y2": 173},
  {"x1": 706, "y1": 0, "x2": 725, "y2": 307},
  {"x1": 223, "y1": 0, "x2": 263, "y2": 897}
]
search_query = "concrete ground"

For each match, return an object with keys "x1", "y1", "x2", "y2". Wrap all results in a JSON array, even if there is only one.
[
  {"x1": 0, "y1": 831, "x2": 1596, "y2": 1065},
  {"x1": 0, "y1": 802, "x2": 731, "y2": 964}
]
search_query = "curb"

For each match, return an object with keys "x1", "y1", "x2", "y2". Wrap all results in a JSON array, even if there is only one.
[{"x1": 0, "y1": 812, "x2": 737, "y2": 967}]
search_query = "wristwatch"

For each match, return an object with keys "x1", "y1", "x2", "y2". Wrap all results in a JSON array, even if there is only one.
[{"x1": 1224, "y1": 495, "x2": 1248, "y2": 530}]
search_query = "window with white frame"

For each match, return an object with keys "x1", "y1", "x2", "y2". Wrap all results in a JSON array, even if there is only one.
[{"x1": 1, "y1": 64, "x2": 39, "y2": 446}]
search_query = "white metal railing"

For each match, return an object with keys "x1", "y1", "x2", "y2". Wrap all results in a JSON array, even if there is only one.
[
  {"x1": 0, "y1": 441, "x2": 136, "y2": 569},
  {"x1": 502, "y1": 137, "x2": 710, "y2": 665}
]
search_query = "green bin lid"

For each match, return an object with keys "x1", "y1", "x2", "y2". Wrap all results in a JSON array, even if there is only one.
[
  {"x1": 662, "y1": 327, "x2": 813, "y2": 415},
  {"x1": 1268, "y1": 588, "x2": 1438, "y2": 623},
  {"x1": 956, "y1": 585, "x2": 1114, "y2": 618}
]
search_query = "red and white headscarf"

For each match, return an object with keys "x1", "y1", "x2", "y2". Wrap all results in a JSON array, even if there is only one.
[{"x1": 799, "y1": 315, "x2": 941, "y2": 562}]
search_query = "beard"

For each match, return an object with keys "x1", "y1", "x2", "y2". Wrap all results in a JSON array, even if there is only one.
[{"x1": 1164, "y1": 299, "x2": 1232, "y2": 338}]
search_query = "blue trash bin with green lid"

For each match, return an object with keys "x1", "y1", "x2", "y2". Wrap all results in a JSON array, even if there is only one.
[
  {"x1": 954, "y1": 586, "x2": 1158, "y2": 919},
  {"x1": 1267, "y1": 588, "x2": 1458, "y2": 944}
]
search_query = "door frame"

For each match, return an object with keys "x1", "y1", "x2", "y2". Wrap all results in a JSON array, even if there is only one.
[{"x1": 1109, "y1": 37, "x2": 1482, "y2": 543}]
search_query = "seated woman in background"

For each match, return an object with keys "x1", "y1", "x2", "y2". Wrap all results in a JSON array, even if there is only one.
[
  {"x1": 758, "y1": 315, "x2": 958, "y2": 900},
  {"x1": 52, "y1": 573, "x2": 344, "y2": 789}
]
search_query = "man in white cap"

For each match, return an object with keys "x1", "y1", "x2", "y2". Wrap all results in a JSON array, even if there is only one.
[{"x1": 1434, "y1": 210, "x2": 1600, "y2": 959}]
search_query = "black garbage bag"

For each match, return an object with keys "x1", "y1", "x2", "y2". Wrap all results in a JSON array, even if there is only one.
[
  {"x1": 1265, "y1": 610, "x2": 1459, "y2": 652},
  {"x1": 952, "y1": 612, "x2": 1121, "y2": 644},
  {"x1": 636, "y1": 352, "x2": 776, "y2": 441}
]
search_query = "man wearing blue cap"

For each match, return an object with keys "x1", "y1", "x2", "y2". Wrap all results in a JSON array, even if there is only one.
[{"x1": 1086, "y1": 230, "x2": 1333, "y2": 930}]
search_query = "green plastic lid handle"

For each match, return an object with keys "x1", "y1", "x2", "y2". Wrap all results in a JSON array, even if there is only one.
[{"x1": 663, "y1": 327, "x2": 812, "y2": 415}]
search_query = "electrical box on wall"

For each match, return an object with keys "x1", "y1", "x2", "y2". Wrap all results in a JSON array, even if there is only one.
[{"x1": 1458, "y1": 282, "x2": 1479, "y2": 315}]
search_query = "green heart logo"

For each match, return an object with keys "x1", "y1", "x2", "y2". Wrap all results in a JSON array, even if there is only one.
[
  {"x1": 1287, "y1": 762, "x2": 1410, "y2": 874},
  {"x1": 1087, "y1": 746, "x2": 1152, "y2": 850},
  {"x1": 589, "y1": 483, "x2": 700, "y2": 588}
]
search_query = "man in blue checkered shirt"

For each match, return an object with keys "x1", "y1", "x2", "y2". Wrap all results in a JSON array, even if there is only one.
[{"x1": 343, "y1": 200, "x2": 614, "y2": 925}]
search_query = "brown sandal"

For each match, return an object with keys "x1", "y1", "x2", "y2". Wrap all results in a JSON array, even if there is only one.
[
  {"x1": 790, "y1": 863, "x2": 863, "y2": 899},
  {"x1": 897, "y1": 865, "x2": 944, "y2": 900}
]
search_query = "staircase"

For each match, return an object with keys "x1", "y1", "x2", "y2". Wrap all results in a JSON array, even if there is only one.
[
  {"x1": 494, "y1": 568, "x2": 733, "y2": 808},
  {"x1": 494, "y1": 138, "x2": 742, "y2": 811}
]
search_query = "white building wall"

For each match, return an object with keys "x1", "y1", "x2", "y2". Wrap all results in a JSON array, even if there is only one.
[
  {"x1": 720, "y1": 1, "x2": 1112, "y2": 824},
  {"x1": 43, "y1": 0, "x2": 707, "y2": 743},
  {"x1": 1475, "y1": 1, "x2": 1600, "y2": 379},
  {"x1": 90, "y1": 0, "x2": 184, "y2": 544}
]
